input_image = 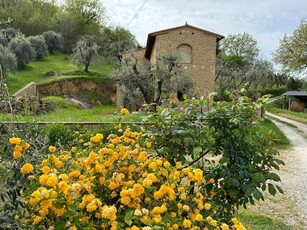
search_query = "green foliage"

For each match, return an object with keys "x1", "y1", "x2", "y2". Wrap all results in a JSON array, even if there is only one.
[
  {"x1": 144, "y1": 92, "x2": 284, "y2": 220},
  {"x1": 250, "y1": 118, "x2": 290, "y2": 148},
  {"x1": 115, "y1": 53, "x2": 194, "y2": 111},
  {"x1": 0, "y1": 0, "x2": 57, "y2": 36},
  {"x1": 143, "y1": 96, "x2": 213, "y2": 165},
  {"x1": 42, "y1": 31, "x2": 64, "y2": 53},
  {"x1": 216, "y1": 32, "x2": 276, "y2": 94},
  {"x1": 266, "y1": 103, "x2": 307, "y2": 125},
  {"x1": 286, "y1": 76, "x2": 303, "y2": 90},
  {"x1": 0, "y1": 27, "x2": 18, "y2": 46},
  {"x1": 274, "y1": 19, "x2": 307, "y2": 74},
  {"x1": 0, "y1": 44, "x2": 16, "y2": 78},
  {"x1": 220, "y1": 32, "x2": 259, "y2": 62},
  {"x1": 239, "y1": 211, "x2": 291, "y2": 230},
  {"x1": 0, "y1": 123, "x2": 49, "y2": 229},
  {"x1": 5, "y1": 53, "x2": 117, "y2": 95},
  {"x1": 73, "y1": 35, "x2": 100, "y2": 72},
  {"x1": 204, "y1": 94, "x2": 284, "y2": 218},
  {"x1": 64, "y1": 0, "x2": 105, "y2": 27},
  {"x1": 8, "y1": 38, "x2": 36, "y2": 70},
  {"x1": 99, "y1": 26, "x2": 139, "y2": 59},
  {"x1": 45, "y1": 124, "x2": 75, "y2": 147},
  {"x1": 27, "y1": 35, "x2": 48, "y2": 60}
]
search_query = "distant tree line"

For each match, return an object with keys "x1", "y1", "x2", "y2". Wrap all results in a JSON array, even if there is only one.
[
  {"x1": 0, "y1": 0, "x2": 138, "y2": 55},
  {"x1": 215, "y1": 18, "x2": 307, "y2": 98}
]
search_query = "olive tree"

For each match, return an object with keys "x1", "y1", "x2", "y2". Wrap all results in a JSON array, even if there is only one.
[
  {"x1": 0, "y1": 27, "x2": 19, "y2": 46},
  {"x1": 0, "y1": 44, "x2": 17, "y2": 78},
  {"x1": 8, "y1": 38, "x2": 36, "y2": 70},
  {"x1": 42, "y1": 31, "x2": 64, "y2": 53},
  {"x1": 27, "y1": 35, "x2": 48, "y2": 60},
  {"x1": 115, "y1": 53, "x2": 194, "y2": 111},
  {"x1": 73, "y1": 35, "x2": 100, "y2": 73}
]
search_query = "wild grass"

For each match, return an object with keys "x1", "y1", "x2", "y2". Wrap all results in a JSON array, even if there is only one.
[
  {"x1": 266, "y1": 104, "x2": 307, "y2": 125},
  {"x1": 238, "y1": 211, "x2": 292, "y2": 230},
  {"x1": 0, "y1": 96, "x2": 144, "y2": 122},
  {"x1": 251, "y1": 118, "x2": 290, "y2": 149}
]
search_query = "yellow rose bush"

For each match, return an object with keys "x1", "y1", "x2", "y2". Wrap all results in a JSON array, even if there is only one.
[{"x1": 8, "y1": 129, "x2": 246, "y2": 229}]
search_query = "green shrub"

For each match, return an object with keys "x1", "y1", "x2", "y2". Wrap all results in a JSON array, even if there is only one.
[
  {"x1": 45, "y1": 124, "x2": 74, "y2": 147},
  {"x1": 144, "y1": 93, "x2": 284, "y2": 220}
]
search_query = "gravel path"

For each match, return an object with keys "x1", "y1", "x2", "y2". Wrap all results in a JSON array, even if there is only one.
[{"x1": 251, "y1": 112, "x2": 307, "y2": 229}]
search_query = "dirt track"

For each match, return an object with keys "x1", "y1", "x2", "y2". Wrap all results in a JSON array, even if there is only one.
[{"x1": 253, "y1": 112, "x2": 307, "y2": 228}]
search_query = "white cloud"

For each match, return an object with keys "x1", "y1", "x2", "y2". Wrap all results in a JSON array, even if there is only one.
[{"x1": 103, "y1": 0, "x2": 307, "y2": 60}]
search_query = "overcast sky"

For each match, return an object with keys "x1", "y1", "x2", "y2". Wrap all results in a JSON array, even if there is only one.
[{"x1": 103, "y1": 0, "x2": 306, "y2": 61}]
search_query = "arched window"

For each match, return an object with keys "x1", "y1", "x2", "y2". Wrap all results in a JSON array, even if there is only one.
[{"x1": 177, "y1": 44, "x2": 192, "y2": 63}]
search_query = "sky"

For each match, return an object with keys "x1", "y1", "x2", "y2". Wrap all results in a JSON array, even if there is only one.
[{"x1": 103, "y1": 0, "x2": 306, "y2": 62}]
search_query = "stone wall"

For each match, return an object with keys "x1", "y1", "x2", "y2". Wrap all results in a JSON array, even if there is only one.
[{"x1": 13, "y1": 82, "x2": 37, "y2": 98}]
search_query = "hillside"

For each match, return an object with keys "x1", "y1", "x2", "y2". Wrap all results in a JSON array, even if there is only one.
[{"x1": 6, "y1": 53, "x2": 118, "y2": 95}]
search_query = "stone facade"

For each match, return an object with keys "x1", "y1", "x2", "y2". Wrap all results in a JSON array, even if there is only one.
[{"x1": 119, "y1": 23, "x2": 223, "y2": 110}]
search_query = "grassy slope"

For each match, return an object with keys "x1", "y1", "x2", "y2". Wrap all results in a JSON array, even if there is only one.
[
  {"x1": 267, "y1": 104, "x2": 307, "y2": 125},
  {"x1": 6, "y1": 53, "x2": 117, "y2": 94}
]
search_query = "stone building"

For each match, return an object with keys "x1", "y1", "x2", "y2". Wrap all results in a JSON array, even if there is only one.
[{"x1": 117, "y1": 23, "x2": 223, "y2": 110}]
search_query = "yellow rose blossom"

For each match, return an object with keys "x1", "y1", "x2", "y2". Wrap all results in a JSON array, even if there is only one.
[
  {"x1": 39, "y1": 208, "x2": 49, "y2": 216},
  {"x1": 195, "y1": 213, "x2": 203, "y2": 222},
  {"x1": 14, "y1": 215, "x2": 20, "y2": 221},
  {"x1": 69, "y1": 170, "x2": 81, "y2": 179},
  {"x1": 221, "y1": 223, "x2": 230, "y2": 230},
  {"x1": 120, "y1": 108, "x2": 129, "y2": 115},
  {"x1": 41, "y1": 166, "x2": 50, "y2": 174},
  {"x1": 204, "y1": 203, "x2": 211, "y2": 210},
  {"x1": 53, "y1": 207, "x2": 65, "y2": 217},
  {"x1": 23, "y1": 142, "x2": 30, "y2": 150},
  {"x1": 39, "y1": 174, "x2": 49, "y2": 185},
  {"x1": 49, "y1": 146, "x2": 56, "y2": 153},
  {"x1": 20, "y1": 163, "x2": 34, "y2": 174},
  {"x1": 153, "y1": 214, "x2": 162, "y2": 223},
  {"x1": 13, "y1": 151, "x2": 21, "y2": 159},
  {"x1": 9, "y1": 137, "x2": 21, "y2": 145},
  {"x1": 209, "y1": 178, "x2": 215, "y2": 184},
  {"x1": 33, "y1": 215, "x2": 43, "y2": 224},
  {"x1": 146, "y1": 142, "x2": 151, "y2": 148},
  {"x1": 154, "y1": 191, "x2": 162, "y2": 200},
  {"x1": 134, "y1": 209, "x2": 142, "y2": 216},
  {"x1": 90, "y1": 133, "x2": 104, "y2": 143},
  {"x1": 71, "y1": 147, "x2": 77, "y2": 152},
  {"x1": 59, "y1": 174, "x2": 69, "y2": 182},
  {"x1": 183, "y1": 219, "x2": 192, "y2": 228},
  {"x1": 108, "y1": 182, "x2": 119, "y2": 190},
  {"x1": 14, "y1": 144, "x2": 23, "y2": 152},
  {"x1": 54, "y1": 160, "x2": 63, "y2": 169},
  {"x1": 46, "y1": 175, "x2": 58, "y2": 188},
  {"x1": 163, "y1": 161, "x2": 170, "y2": 168}
]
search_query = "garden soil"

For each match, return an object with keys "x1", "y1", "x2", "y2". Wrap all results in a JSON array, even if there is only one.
[{"x1": 247, "y1": 112, "x2": 307, "y2": 229}]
